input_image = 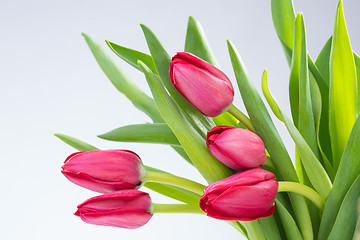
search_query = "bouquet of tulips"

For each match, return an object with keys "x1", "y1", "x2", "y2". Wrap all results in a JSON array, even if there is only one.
[{"x1": 57, "y1": 0, "x2": 360, "y2": 239}]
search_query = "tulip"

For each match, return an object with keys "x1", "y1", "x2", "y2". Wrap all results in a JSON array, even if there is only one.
[
  {"x1": 199, "y1": 168, "x2": 278, "y2": 221},
  {"x1": 169, "y1": 52, "x2": 234, "y2": 117},
  {"x1": 207, "y1": 126, "x2": 267, "y2": 170},
  {"x1": 61, "y1": 150, "x2": 146, "y2": 193},
  {"x1": 75, "y1": 190, "x2": 153, "y2": 229}
]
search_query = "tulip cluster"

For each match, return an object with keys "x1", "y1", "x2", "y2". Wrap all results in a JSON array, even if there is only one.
[
  {"x1": 62, "y1": 150, "x2": 153, "y2": 229},
  {"x1": 169, "y1": 52, "x2": 278, "y2": 221}
]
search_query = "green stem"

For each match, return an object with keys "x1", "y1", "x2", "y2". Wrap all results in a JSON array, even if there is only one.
[
  {"x1": 145, "y1": 171, "x2": 205, "y2": 195},
  {"x1": 243, "y1": 220, "x2": 267, "y2": 240},
  {"x1": 278, "y1": 181, "x2": 325, "y2": 211},
  {"x1": 227, "y1": 104, "x2": 255, "y2": 132},
  {"x1": 152, "y1": 203, "x2": 205, "y2": 214}
]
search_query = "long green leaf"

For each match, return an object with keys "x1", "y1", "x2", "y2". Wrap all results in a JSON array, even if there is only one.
[
  {"x1": 83, "y1": 34, "x2": 190, "y2": 163},
  {"x1": 106, "y1": 40, "x2": 158, "y2": 74},
  {"x1": 275, "y1": 200, "x2": 303, "y2": 240},
  {"x1": 227, "y1": 40, "x2": 313, "y2": 240},
  {"x1": 327, "y1": 175, "x2": 360, "y2": 240},
  {"x1": 140, "y1": 24, "x2": 215, "y2": 137},
  {"x1": 271, "y1": 0, "x2": 295, "y2": 63},
  {"x1": 98, "y1": 123, "x2": 180, "y2": 146},
  {"x1": 139, "y1": 60, "x2": 233, "y2": 184},
  {"x1": 55, "y1": 134, "x2": 199, "y2": 205},
  {"x1": 314, "y1": 37, "x2": 334, "y2": 170},
  {"x1": 319, "y1": 115, "x2": 360, "y2": 239},
  {"x1": 271, "y1": 0, "x2": 333, "y2": 169},
  {"x1": 278, "y1": 106, "x2": 332, "y2": 198},
  {"x1": 54, "y1": 134, "x2": 99, "y2": 151},
  {"x1": 354, "y1": 53, "x2": 360, "y2": 113},
  {"x1": 290, "y1": 14, "x2": 319, "y2": 159},
  {"x1": 184, "y1": 16, "x2": 241, "y2": 128},
  {"x1": 184, "y1": 16, "x2": 219, "y2": 67},
  {"x1": 82, "y1": 33, "x2": 162, "y2": 122},
  {"x1": 329, "y1": 0, "x2": 357, "y2": 169}
]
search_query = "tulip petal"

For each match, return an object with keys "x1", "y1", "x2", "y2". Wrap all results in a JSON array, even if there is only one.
[
  {"x1": 62, "y1": 170, "x2": 140, "y2": 193},
  {"x1": 79, "y1": 209, "x2": 152, "y2": 229}
]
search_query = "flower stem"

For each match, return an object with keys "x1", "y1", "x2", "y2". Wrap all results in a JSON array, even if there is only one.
[
  {"x1": 152, "y1": 204, "x2": 205, "y2": 214},
  {"x1": 145, "y1": 171, "x2": 205, "y2": 195},
  {"x1": 278, "y1": 181, "x2": 325, "y2": 211},
  {"x1": 227, "y1": 104, "x2": 255, "y2": 132}
]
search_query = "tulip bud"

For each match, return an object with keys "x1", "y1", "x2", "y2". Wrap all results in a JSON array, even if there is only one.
[
  {"x1": 207, "y1": 126, "x2": 267, "y2": 170},
  {"x1": 199, "y1": 168, "x2": 278, "y2": 221},
  {"x1": 75, "y1": 190, "x2": 153, "y2": 229},
  {"x1": 61, "y1": 150, "x2": 146, "y2": 193},
  {"x1": 169, "y1": 52, "x2": 234, "y2": 117}
]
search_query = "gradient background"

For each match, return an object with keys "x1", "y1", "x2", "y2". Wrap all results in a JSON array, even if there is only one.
[{"x1": 1, "y1": 0, "x2": 359, "y2": 239}]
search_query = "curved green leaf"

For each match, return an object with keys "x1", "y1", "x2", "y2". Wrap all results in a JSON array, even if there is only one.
[
  {"x1": 98, "y1": 123, "x2": 180, "y2": 146},
  {"x1": 140, "y1": 24, "x2": 215, "y2": 137},
  {"x1": 319, "y1": 115, "x2": 360, "y2": 240},
  {"x1": 275, "y1": 200, "x2": 303, "y2": 240},
  {"x1": 271, "y1": 0, "x2": 295, "y2": 63},
  {"x1": 261, "y1": 69, "x2": 283, "y2": 122},
  {"x1": 329, "y1": 0, "x2": 357, "y2": 169},
  {"x1": 327, "y1": 175, "x2": 360, "y2": 240},
  {"x1": 54, "y1": 134, "x2": 99, "y2": 151},
  {"x1": 354, "y1": 53, "x2": 360, "y2": 113},
  {"x1": 227, "y1": 40, "x2": 313, "y2": 240},
  {"x1": 106, "y1": 40, "x2": 158, "y2": 74},
  {"x1": 184, "y1": 16, "x2": 219, "y2": 67},
  {"x1": 278, "y1": 105, "x2": 332, "y2": 198},
  {"x1": 139, "y1": 60, "x2": 232, "y2": 184},
  {"x1": 82, "y1": 33, "x2": 162, "y2": 122}
]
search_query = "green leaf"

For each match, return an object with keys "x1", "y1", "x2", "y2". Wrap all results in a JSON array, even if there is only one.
[
  {"x1": 227, "y1": 40, "x2": 313, "y2": 240},
  {"x1": 275, "y1": 200, "x2": 303, "y2": 240},
  {"x1": 144, "y1": 182, "x2": 200, "y2": 205},
  {"x1": 327, "y1": 175, "x2": 360, "y2": 240},
  {"x1": 140, "y1": 24, "x2": 215, "y2": 137},
  {"x1": 138, "y1": 60, "x2": 232, "y2": 184},
  {"x1": 54, "y1": 134, "x2": 99, "y2": 151},
  {"x1": 315, "y1": 37, "x2": 332, "y2": 86},
  {"x1": 329, "y1": 0, "x2": 357, "y2": 169},
  {"x1": 212, "y1": 112, "x2": 244, "y2": 128},
  {"x1": 184, "y1": 16, "x2": 219, "y2": 67},
  {"x1": 271, "y1": 0, "x2": 295, "y2": 63},
  {"x1": 98, "y1": 123, "x2": 180, "y2": 146},
  {"x1": 278, "y1": 105, "x2": 332, "y2": 199},
  {"x1": 261, "y1": 69, "x2": 283, "y2": 122},
  {"x1": 258, "y1": 216, "x2": 282, "y2": 240},
  {"x1": 106, "y1": 40, "x2": 158, "y2": 74},
  {"x1": 271, "y1": 1, "x2": 332, "y2": 169},
  {"x1": 354, "y1": 53, "x2": 360, "y2": 113},
  {"x1": 82, "y1": 33, "x2": 162, "y2": 122},
  {"x1": 289, "y1": 14, "x2": 324, "y2": 185},
  {"x1": 319, "y1": 115, "x2": 360, "y2": 240}
]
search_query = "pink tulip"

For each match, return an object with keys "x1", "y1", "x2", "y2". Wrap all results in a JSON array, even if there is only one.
[
  {"x1": 75, "y1": 190, "x2": 152, "y2": 229},
  {"x1": 207, "y1": 126, "x2": 267, "y2": 170},
  {"x1": 199, "y1": 168, "x2": 278, "y2": 221},
  {"x1": 61, "y1": 150, "x2": 146, "y2": 193},
  {"x1": 169, "y1": 52, "x2": 234, "y2": 117}
]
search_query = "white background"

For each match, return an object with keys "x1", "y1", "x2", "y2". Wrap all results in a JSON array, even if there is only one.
[{"x1": 1, "y1": 0, "x2": 359, "y2": 239}]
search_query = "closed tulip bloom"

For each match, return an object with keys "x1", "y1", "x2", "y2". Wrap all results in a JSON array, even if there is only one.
[
  {"x1": 61, "y1": 150, "x2": 146, "y2": 193},
  {"x1": 207, "y1": 126, "x2": 267, "y2": 170},
  {"x1": 200, "y1": 169, "x2": 278, "y2": 221},
  {"x1": 169, "y1": 52, "x2": 234, "y2": 117},
  {"x1": 75, "y1": 190, "x2": 153, "y2": 229}
]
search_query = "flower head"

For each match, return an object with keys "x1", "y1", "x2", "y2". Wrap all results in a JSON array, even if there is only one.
[
  {"x1": 61, "y1": 150, "x2": 146, "y2": 193},
  {"x1": 200, "y1": 168, "x2": 278, "y2": 221},
  {"x1": 169, "y1": 52, "x2": 234, "y2": 117}
]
